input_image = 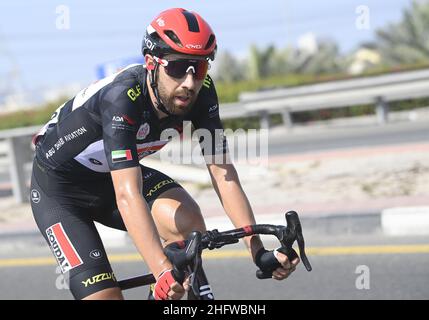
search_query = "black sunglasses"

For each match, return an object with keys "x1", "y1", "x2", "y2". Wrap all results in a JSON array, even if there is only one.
[{"x1": 153, "y1": 56, "x2": 209, "y2": 80}]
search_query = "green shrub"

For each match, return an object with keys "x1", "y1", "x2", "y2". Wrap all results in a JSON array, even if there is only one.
[{"x1": 0, "y1": 98, "x2": 67, "y2": 130}]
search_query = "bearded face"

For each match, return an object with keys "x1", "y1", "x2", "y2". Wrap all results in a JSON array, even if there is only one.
[
  {"x1": 150, "y1": 53, "x2": 206, "y2": 116},
  {"x1": 156, "y1": 75, "x2": 199, "y2": 116}
]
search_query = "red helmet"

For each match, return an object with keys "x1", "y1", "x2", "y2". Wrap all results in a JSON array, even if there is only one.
[{"x1": 142, "y1": 8, "x2": 217, "y2": 60}]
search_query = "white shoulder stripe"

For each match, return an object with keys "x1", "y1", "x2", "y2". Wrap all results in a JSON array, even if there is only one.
[{"x1": 72, "y1": 64, "x2": 142, "y2": 111}]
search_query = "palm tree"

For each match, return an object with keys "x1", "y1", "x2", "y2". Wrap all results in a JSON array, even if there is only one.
[
  {"x1": 376, "y1": 0, "x2": 429, "y2": 65},
  {"x1": 212, "y1": 50, "x2": 246, "y2": 82},
  {"x1": 247, "y1": 45, "x2": 277, "y2": 80},
  {"x1": 247, "y1": 38, "x2": 345, "y2": 79},
  {"x1": 291, "y1": 39, "x2": 345, "y2": 74}
]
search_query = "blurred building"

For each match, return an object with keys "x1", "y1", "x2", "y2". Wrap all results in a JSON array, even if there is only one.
[
  {"x1": 348, "y1": 47, "x2": 381, "y2": 75},
  {"x1": 297, "y1": 33, "x2": 318, "y2": 55}
]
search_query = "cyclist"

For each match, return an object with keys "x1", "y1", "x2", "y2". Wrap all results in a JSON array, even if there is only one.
[{"x1": 30, "y1": 7, "x2": 299, "y2": 300}]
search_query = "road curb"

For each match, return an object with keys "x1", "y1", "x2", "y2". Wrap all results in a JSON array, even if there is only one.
[
  {"x1": 204, "y1": 211, "x2": 383, "y2": 237},
  {"x1": 206, "y1": 207, "x2": 429, "y2": 237},
  {"x1": 1, "y1": 207, "x2": 429, "y2": 249},
  {"x1": 381, "y1": 206, "x2": 429, "y2": 236}
]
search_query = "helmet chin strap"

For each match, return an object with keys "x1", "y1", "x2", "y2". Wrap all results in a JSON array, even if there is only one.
[{"x1": 149, "y1": 63, "x2": 174, "y2": 117}]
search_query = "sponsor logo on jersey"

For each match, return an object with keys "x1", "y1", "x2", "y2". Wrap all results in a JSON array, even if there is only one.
[
  {"x1": 143, "y1": 171, "x2": 154, "y2": 180},
  {"x1": 81, "y1": 272, "x2": 116, "y2": 288},
  {"x1": 203, "y1": 75, "x2": 212, "y2": 88},
  {"x1": 46, "y1": 223, "x2": 83, "y2": 273},
  {"x1": 44, "y1": 126, "x2": 88, "y2": 160},
  {"x1": 208, "y1": 104, "x2": 218, "y2": 113},
  {"x1": 136, "y1": 123, "x2": 150, "y2": 140},
  {"x1": 127, "y1": 84, "x2": 142, "y2": 102},
  {"x1": 112, "y1": 115, "x2": 136, "y2": 126},
  {"x1": 208, "y1": 104, "x2": 219, "y2": 118},
  {"x1": 31, "y1": 189, "x2": 41, "y2": 204},
  {"x1": 89, "y1": 249, "x2": 103, "y2": 260},
  {"x1": 146, "y1": 179, "x2": 175, "y2": 197},
  {"x1": 63, "y1": 126, "x2": 88, "y2": 142},
  {"x1": 111, "y1": 115, "x2": 136, "y2": 132},
  {"x1": 112, "y1": 149, "x2": 133, "y2": 163},
  {"x1": 89, "y1": 158, "x2": 103, "y2": 166}
]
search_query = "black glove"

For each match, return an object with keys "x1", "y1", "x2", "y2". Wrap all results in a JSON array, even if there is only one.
[{"x1": 254, "y1": 248, "x2": 281, "y2": 273}]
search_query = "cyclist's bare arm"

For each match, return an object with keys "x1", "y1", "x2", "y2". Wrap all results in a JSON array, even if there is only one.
[
  {"x1": 206, "y1": 159, "x2": 264, "y2": 260},
  {"x1": 110, "y1": 167, "x2": 173, "y2": 278},
  {"x1": 207, "y1": 161, "x2": 300, "y2": 280}
]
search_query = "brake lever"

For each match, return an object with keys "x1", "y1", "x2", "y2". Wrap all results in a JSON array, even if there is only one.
[
  {"x1": 189, "y1": 232, "x2": 203, "y2": 298},
  {"x1": 256, "y1": 211, "x2": 312, "y2": 279},
  {"x1": 284, "y1": 211, "x2": 312, "y2": 272},
  {"x1": 189, "y1": 249, "x2": 202, "y2": 298},
  {"x1": 165, "y1": 231, "x2": 202, "y2": 284}
]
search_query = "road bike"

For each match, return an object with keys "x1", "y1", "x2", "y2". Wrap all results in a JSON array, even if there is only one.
[{"x1": 117, "y1": 210, "x2": 312, "y2": 300}]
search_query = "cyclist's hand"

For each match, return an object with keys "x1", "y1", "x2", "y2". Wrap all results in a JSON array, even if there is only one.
[
  {"x1": 272, "y1": 249, "x2": 300, "y2": 281},
  {"x1": 255, "y1": 248, "x2": 300, "y2": 280},
  {"x1": 153, "y1": 269, "x2": 190, "y2": 300}
]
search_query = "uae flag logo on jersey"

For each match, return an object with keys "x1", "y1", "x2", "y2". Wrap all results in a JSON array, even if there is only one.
[{"x1": 112, "y1": 150, "x2": 133, "y2": 163}]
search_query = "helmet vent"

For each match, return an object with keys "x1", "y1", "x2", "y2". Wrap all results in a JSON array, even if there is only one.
[
  {"x1": 164, "y1": 30, "x2": 184, "y2": 48},
  {"x1": 182, "y1": 11, "x2": 200, "y2": 32},
  {"x1": 205, "y1": 34, "x2": 215, "y2": 50}
]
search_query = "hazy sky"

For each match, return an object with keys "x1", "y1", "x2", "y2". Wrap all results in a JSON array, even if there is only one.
[{"x1": 0, "y1": 0, "x2": 413, "y2": 91}]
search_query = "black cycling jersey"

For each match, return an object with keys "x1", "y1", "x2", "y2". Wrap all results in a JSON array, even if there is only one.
[{"x1": 33, "y1": 64, "x2": 227, "y2": 178}]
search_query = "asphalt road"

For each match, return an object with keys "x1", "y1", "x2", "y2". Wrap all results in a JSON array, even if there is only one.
[
  {"x1": 268, "y1": 119, "x2": 429, "y2": 156},
  {"x1": 1, "y1": 232, "x2": 428, "y2": 300}
]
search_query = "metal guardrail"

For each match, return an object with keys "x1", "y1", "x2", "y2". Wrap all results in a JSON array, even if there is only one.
[
  {"x1": 220, "y1": 68, "x2": 429, "y2": 129},
  {"x1": 0, "y1": 126, "x2": 39, "y2": 203}
]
